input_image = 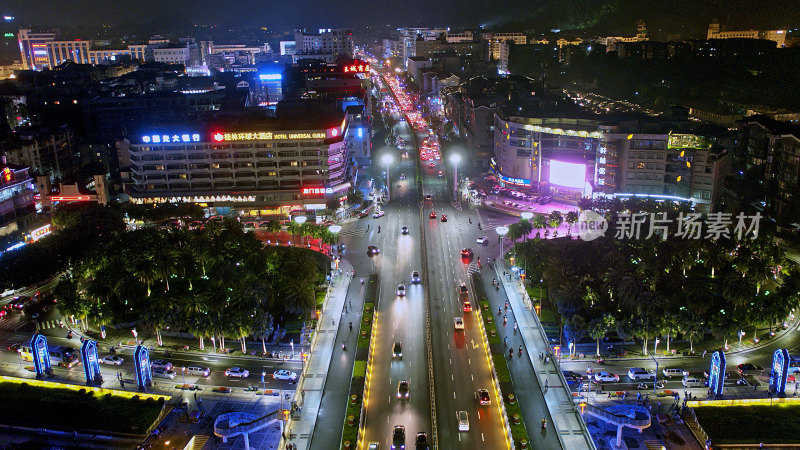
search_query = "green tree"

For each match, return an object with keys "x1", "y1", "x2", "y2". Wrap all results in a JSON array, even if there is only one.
[
  {"x1": 549, "y1": 211, "x2": 563, "y2": 229},
  {"x1": 347, "y1": 189, "x2": 364, "y2": 206},
  {"x1": 565, "y1": 211, "x2": 579, "y2": 235}
]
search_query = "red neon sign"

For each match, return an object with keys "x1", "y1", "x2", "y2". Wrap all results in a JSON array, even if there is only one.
[
  {"x1": 1, "y1": 167, "x2": 11, "y2": 182},
  {"x1": 302, "y1": 187, "x2": 330, "y2": 195},
  {"x1": 212, "y1": 132, "x2": 224, "y2": 142}
]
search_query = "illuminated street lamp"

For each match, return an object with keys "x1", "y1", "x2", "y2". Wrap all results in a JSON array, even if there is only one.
[
  {"x1": 450, "y1": 153, "x2": 462, "y2": 199},
  {"x1": 382, "y1": 154, "x2": 393, "y2": 202},
  {"x1": 520, "y1": 212, "x2": 533, "y2": 220},
  {"x1": 328, "y1": 225, "x2": 342, "y2": 254},
  {"x1": 496, "y1": 226, "x2": 509, "y2": 258}
]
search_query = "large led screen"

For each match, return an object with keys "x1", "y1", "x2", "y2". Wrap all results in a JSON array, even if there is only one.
[{"x1": 549, "y1": 160, "x2": 586, "y2": 189}]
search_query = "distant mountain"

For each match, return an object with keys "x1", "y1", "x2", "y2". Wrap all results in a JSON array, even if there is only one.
[{"x1": 503, "y1": 0, "x2": 799, "y2": 37}]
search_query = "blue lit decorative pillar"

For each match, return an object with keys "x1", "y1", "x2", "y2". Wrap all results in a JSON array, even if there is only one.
[
  {"x1": 770, "y1": 348, "x2": 790, "y2": 396},
  {"x1": 31, "y1": 333, "x2": 51, "y2": 378},
  {"x1": 709, "y1": 350, "x2": 726, "y2": 398},
  {"x1": 133, "y1": 345, "x2": 152, "y2": 391},
  {"x1": 80, "y1": 340, "x2": 102, "y2": 386}
]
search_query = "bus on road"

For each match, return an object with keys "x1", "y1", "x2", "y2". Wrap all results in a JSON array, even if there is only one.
[{"x1": 19, "y1": 340, "x2": 79, "y2": 368}]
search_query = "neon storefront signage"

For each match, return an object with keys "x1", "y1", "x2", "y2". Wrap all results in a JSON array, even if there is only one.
[
  {"x1": 302, "y1": 187, "x2": 333, "y2": 195},
  {"x1": 212, "y1": 131, "x2": 327, "y2": 142},
  {"x1": 489, "y1": 162, "x2": 531, "y2": 186},
  {"x1": 342, "y1": 64, "x2": 370, "y2": 73}
]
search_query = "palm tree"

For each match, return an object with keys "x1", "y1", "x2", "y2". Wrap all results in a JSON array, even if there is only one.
[
  {"x1": 517, "y1": 219, "x2": 533, "y2": 241},
  {"x1": 588, "y1": 316, "x2": 607, "y2": 357},
  {"x1": 532, "y1": 214, "x2": 548, "y2": 236},
  {"x1": 267, "y1": 220, "x2": 283, "y2": 234},
  {"x1": 347, "y1": 189, "x2": 364, "y2": 206},
  {"x1": 565, "y1": 211, "x2": 579, "y2": 235},
  {"x1": 549, "y1": 211, "x2": 563, "y2": 230}
]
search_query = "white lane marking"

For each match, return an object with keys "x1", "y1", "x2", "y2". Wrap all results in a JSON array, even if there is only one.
[
  {"x1": 481, "y1": 432, "x2": 485, "y2": 442},
  {"x1": 453, "y1": 391, "x2": 456, "y2": 399},
  {"x1": 471, "y1": 374, "x2": 474, "y2": 382}
]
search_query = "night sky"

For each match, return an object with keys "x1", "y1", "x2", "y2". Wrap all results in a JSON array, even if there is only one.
[{"x1": 1, "y1": 0, "x2": 527, "y2": 29}]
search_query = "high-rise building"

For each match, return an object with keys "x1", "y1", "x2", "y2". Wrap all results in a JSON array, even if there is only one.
[
  {"x1": 17, "y1": 29, "x2": 55, "y2": 70},
  {"x1": 483, "y1": 32, "x2": 527, "y2": 61},
  {"x1": 122, "y1": 106, "x2": 358, "y2": 217},
  {"x1": 294, "y1": 28, "x2": 354, "y2": 58},
  {"x1": 707, "y1": 21, "x2": 786, "y2": 48}
]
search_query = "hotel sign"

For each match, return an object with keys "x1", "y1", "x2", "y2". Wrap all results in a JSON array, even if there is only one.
[{"x1": 213, "y1": 131, "x2": 327, "y2": 142}]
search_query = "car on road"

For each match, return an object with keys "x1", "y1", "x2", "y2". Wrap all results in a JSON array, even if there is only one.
[
  {"x1": 373, "y1": 211, "x2": 385, "y2": 218},
  {"x1": 628, "y1": 368, "x2": 655, "y2": 381},
  {"x1": 391, "y1": 425, "x2": 406, "y2": 450},
  {"x1": 401, "y1": 226, "x2": 409, "y2": 235},
  {"x1": 454, "y1": 317, "x2": 464, "y2": 330},
  {"x1": 563, "y1": 371, "x2": 583, "y2": 383},
  {"x1": 397, "y1": 380, "x2": 410, "y2": 399},
  {"x1": 463, "y1": 300, "x2": 472, "y2": 312},
  {"x1": 150, "y1": 359, "x2": 173, "y2": 371},
  {"x1": 225, "y1": 367, "x2": 250, "y2": 378},
  {"x1": 737, "y1": 363, "x2": 763, "y2": 375},
  {"x1": 415, "y1": 432, "x2": 429, "y2": 450},
  {"x1": 153, "y1": 368, "x2": 177, "y2": 379},
  {"x1": 424, "y1": 194, "x2": 432, "y2": 201},
  {"x1": 400, "y1": 173, "x2": 406, "y2": 180},
  {"x1": 393, "y1": 342, "x2": 403, "y2": 358},
  {"x1": 457, "y1": 410, "x2": 470, "y2": 431},
  {"x1": 100, "y1": 355, "x2": 124, "y2": 366},
  {"x1": 369, "y1": 443, "x2": 379, "y2": 450},
  {"x1": 476, "y1": 236, "x2": 488, "y2": 244},
  {"x1": 594, "y1": 372, "x2": 620, "y2": 382},
  {"x1": 428, "y1": 162, "x2": 435, "y2": 168},
  {"x1": 437, "y1": 170, "x2": 444, "y2": 177},
  {"x1": 367, "y1": 246, "x2": 380, "y2": 255},
  {"x1": 272, "y1": 369, "x2": 297, "y2": 381},
  {"x1": 187, "y1": 366, "x2": 211, "y2": 377},
  {"x1": 477, "y1": 389, "x2": 491, "y2": 405},
  {"x1": 396, "y1": 284, "x2": 406, "y2": 296},
  {"x1": 440, "y1": 214, "x2": 447, "y2": 222},
  {"x1": 429, "y1": 211, "x2": 437, "y2": 219},
  {"x1": 410, "y1": 271, "x2": 421, "y2": 283},
  {"x1": 663, "y1": 368, "x2": 688, "y2": 378},
  {"x1": 460, "y1": 248, "x2": 473, "y2": 258}
]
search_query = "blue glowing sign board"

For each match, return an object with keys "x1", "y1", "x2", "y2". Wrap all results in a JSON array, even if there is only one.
[
  {"x1": 771, "y1": 348, "x2": 790, "y2": 395},
  {"x1": 31, "y1": 333, "x2": 51, "y2": 377},
  {"x1": 141, "y1": 133, "x2": 201, "y2": 144},
  {"x1": 259, "y1": 73, "x2": 282, "y2": 81},
  {"x1": 489, "y1": 162, "x2": 531, "y2": 186},
  {"x1": 709, "y1": 350, "x2": 726, "y2": 397},
  {"x1": 133, "y1": 345, "x2": 152, "y2": 390},
  {"x1": 81, "y1": 340, "x2": 102, "y2": 386}
]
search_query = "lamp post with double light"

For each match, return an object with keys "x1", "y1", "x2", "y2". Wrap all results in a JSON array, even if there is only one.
[
  {"x1": 294, "y1": 215, "x2": 307, "y2": 247},
  {"x1": 382, "y1": 154, "x2": 393, "y2": 203},
  {"x1": 450, "y1": 153, "x2": 461, "y2": 200}
]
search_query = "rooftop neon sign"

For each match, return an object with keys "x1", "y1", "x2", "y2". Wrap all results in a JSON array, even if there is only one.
[
  {"x1": 142, "y1": 133, "x2": 201, "y2": 144},
  {"x1": 212, "y1": 131, "x2": 327, "y2": 142}
]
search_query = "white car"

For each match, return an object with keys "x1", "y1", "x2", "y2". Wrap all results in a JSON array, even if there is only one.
[
  {"x1": 100, "y1": 355, "x2": 124, "y2": 366},
  {"x1": 454, "y1": 317, "x2": 465, "y2": 330},
  {"x1": 410, "y1": 271, "x2": 421, "y2": 283},
  {"x1": 628, "y1": 368, "x2": 655, "y2": 381},
  {"x1": 273, "y1": 370, "x2": 298, "y2": 381},
  {"x1": 373, "y1": 211, "x2": 385, "y2": 218},
  {"x1": 401, "y1": 226, "x2": 409, "y2": 235},
  {"x1": 594, "y1": 372, "x2": 620, "y2": 382},
  {"x1": 152, "y1": 368, "x2": 177, "y2": 379},
  {"x1": 225, "y1": 367, "x2": 250, "y2": 378},
  {"x1": 476, "y1": 236, "x2": 488, "y2": 244},
  {"x1": 186, "y1": 366, "x2": 211, "y2": 377},
  {"x1": 150, "y1": 359, "x2": 173, "y2": 371},
  {"x1": 396, "y1": 284, "x2": 406, "y2": 296}
]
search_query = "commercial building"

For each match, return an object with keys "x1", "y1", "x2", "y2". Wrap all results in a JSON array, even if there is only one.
[
  {"x1": 123, "y1": 111, "x2": 357, "y2": 217},
  {"x1": 492, "y1": 112, "x2": 729, "y2": 211},
  {"x1": 294, "y1": 28, "x2": 353, "y2": 60},
  {"x1": 707, "y1": 21, "x2": 786, "y2": 48},
  {"x1": 737, "y1": 116, "x2": 800, "y2": 226},
  {"x1": 406, "y1": 56, "x2": 433, "y2": 84},
  {"x1": 0, "y1": 161, "x2": 37, "y2": 237},
  {"x1": 153, "y1": 45, "x2": 192, "y2": 65},
  {"x1": 45, "y1": 40, "x2": 91, "y2": 66},
  {"x1": 17, "y1": 29, "x2": 55, "y2": 70}
]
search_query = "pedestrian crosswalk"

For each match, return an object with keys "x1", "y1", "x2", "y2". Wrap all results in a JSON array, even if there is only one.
[
  {"x1": 37, "y1": 319, "x2": 63, "y2": 331},
  {"x1": 457, "y1": 223, "x2": 469, "y2": 233},
  {"x1": 467, "y1": 261, "x2": 481, "y2": 276},
  {"x1": 337, "y1": 227, "x2": 366, "y2": 237}
]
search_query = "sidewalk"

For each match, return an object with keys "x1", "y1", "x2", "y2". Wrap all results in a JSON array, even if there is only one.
[
  {"x1": 495, "y1": 259, "x2": 596, "y2": 450},
  {"x1": 282, "y1": 259, "x2": 353, "y2": 450}
]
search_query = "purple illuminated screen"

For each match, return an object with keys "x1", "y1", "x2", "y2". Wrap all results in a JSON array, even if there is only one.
[{"x1": 549, "y1": 160, "x2": 586, "y2": 189}]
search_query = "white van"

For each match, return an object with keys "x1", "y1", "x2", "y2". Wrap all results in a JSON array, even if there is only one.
[
  {"x1": 628, "y1": 368, "x2": 655, "y2": 381},
  {"x1": 457, "y1": 410, "x2": 469, "y2": 431},
  {"x1": 682, "y1": 376, "x2": 705, "y2": 388},
  {"x1": 663, "y1": 368, "x2": 687, "y2": 378}
]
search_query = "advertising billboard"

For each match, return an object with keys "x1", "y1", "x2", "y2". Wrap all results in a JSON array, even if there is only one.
[{"x1": 549, "y1": 160, "x2": 586, "y2": 189}]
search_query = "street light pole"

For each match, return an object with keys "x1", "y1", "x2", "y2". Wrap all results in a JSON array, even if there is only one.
[
  {"x1": 496, "y1": 226, "x2": 509, "y2": 259},
  {"x1": 382, "y1": 154, "x2": 393, "y2": 203},
  {"x1": 649, "y1": 352, "x2": 659, "y2": 395},
  {"x1": 450, "y1": 153, "x2": 462, "y2": 200}
]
